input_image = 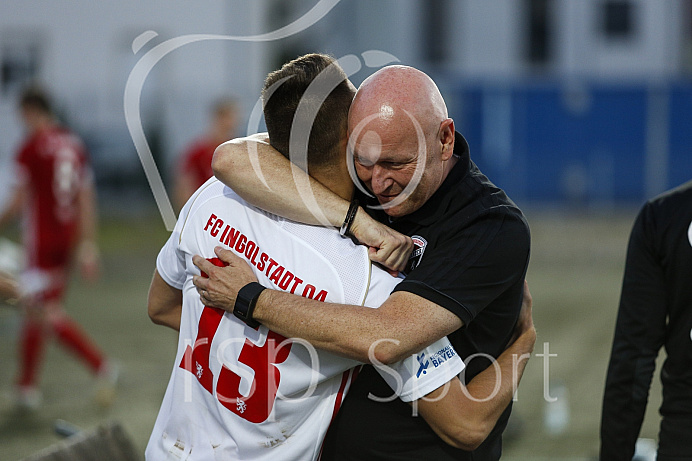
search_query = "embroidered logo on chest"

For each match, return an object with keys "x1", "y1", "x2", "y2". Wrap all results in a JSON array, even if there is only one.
[{"x1": 409, "y1": 235, "x2": 428, "y2": 271}]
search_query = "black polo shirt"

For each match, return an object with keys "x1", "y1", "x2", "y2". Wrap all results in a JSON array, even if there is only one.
[{"x1": 321, "y1": 133, "x2": 531, "y2": 460}]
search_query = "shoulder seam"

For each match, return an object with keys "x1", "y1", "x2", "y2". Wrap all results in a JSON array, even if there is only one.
[{"x1": 178, "y1": 179, "x2": 220, "y2": 244}]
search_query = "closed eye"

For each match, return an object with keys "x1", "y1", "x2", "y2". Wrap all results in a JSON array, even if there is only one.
[{"x1": 354, "y1": 156, "x2": 375, "y2": 167}]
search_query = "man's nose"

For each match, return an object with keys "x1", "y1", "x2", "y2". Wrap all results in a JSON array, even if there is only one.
[{"x1": 371, "y1": 165, "x2": 392, "y2": 194}]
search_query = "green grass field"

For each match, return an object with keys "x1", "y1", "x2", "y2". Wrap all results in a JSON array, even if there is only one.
[{"x1": 0, "y1": 207, "x2": 665, "y2": 460}]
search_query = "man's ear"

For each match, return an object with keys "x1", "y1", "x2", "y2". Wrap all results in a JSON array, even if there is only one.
[{"x1": 439, "y1": 118, "x2": 455, "y2": 160}]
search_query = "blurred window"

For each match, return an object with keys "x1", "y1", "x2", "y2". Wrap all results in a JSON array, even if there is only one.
[
  {"x1": 423, "y1": 0, "x2": 451, "y2": 65},
  {"x1": 602, "y1": 0, "x2": 635, "y2": 39},
  {"x1": 684, "y1": 0, "x2": 692, "y2": 74},
  {"x1": 268, "y1": 0, "x2": 310, "y2": 70},
  {"x1": 526, "y1": 0, "x2": 552, "y2": 64},
  {"x1": 0, "y1": 32, "x2": 43, "y2": 96}
]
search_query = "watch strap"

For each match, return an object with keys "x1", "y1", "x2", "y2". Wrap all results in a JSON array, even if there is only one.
[{"x1": 233, "y1": 282, "x2": 265, "y2": 329}]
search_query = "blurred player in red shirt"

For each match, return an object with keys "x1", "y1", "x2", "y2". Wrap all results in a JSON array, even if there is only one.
[
  {"x1": 173, "y1": 97, "x2": 239, "y2": 210},
  {"x1": 0, "y1": 86, "x2": 115, "y2": 409}
]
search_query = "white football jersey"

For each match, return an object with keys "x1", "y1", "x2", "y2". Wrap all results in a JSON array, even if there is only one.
[{"x1": 146, "y1": 178, "x2": 464, "y2": 461}]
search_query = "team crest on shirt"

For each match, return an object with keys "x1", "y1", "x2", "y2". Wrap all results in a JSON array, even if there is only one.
[
  {"x1": 409, "y1": 236, "x2": 428, "y2": 271},
  {"x1": 237, "y1": 400, "x2": 247, "y2": 414}
]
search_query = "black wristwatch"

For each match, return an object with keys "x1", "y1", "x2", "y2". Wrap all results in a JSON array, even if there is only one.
[{"x1": 233, "y1": 282, "x2": 266, "y2": 329}]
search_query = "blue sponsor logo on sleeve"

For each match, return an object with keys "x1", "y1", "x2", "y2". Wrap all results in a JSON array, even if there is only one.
[
  {"x1": 416, "y1": 352, "x2": 430, "y2": 378},
  {"x1": 415, "y1": 345, "x2": 458, "y2": 378},
  {"x1": 429, "y1": 345, "x2": 457, "y2": 368}
]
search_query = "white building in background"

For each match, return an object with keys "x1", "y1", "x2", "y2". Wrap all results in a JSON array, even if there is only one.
[
  {"x1": 0, "y1": 0, "x2": 690, "y2": 206},
  {"x1": 293, "y1": 0, "x2": 692, "y2": 79},
  {"x1": 0, "y1": 0, "x2": 269, "y2": 204}
]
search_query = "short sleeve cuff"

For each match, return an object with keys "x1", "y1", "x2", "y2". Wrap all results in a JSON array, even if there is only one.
[
  {"x1": 155, "y1": 236, "x2": 185, "y2": 290},
  {"x1": 376, "y1": 338, "x2": 465, "y2": 403}
]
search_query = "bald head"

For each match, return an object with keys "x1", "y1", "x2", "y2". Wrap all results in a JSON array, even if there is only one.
[
  {"x1": 348, "y1": 65, "x2": 448, "y2": 137},
  {"x1": 347, "y1": 65, "x2": 457, "y2": 218}
]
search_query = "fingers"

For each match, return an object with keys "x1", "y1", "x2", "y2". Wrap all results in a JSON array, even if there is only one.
[
  {"x1": 394, "y1": 236, "x2": 413, "y2": 270},
  {"x1": 214, "y1": 245, "x2": 238, "y2": 263},
  {"x1": 349, "y1": 210, "x2": 414, "y2": 272},
  {"x1": 197, "y1": 285, "x2": 210, "y2": 306},
  {"x1": 370, "y1": 247, "x2": 405, "y2": 273},
  {"x1": 191, "y1": 248, "x2": 258, "y2": 311},
  {"x1": 368, "y1": 234, "x2": 413, "y2": 272},
  {"x1": 370, "y1": 251, "x2": 400, "y2": 277},
  {"x1": 191, "y1": 253, "x2": 217, "y2": 307},
  {"x1": 192, "y1": 274, "x2": 209, "y2": 295},
  {"x1": 193, "y1": 273, "x2": 223, "y2": 309},
  {"x1": 191, "y1": 256, "x2": 212, "y2": 298},
  {"x1": 193, "y1": 254, "x2": 215, "y2": 276}
]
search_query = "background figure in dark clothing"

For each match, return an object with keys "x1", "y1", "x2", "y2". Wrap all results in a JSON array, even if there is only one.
[{"x1": 601, "y1": 180, "x2": 692, "y2": 461}]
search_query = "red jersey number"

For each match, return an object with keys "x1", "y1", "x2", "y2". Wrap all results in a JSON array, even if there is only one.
[{"x1": 179, "y1": 257, "x2": 292, "y2": 423}]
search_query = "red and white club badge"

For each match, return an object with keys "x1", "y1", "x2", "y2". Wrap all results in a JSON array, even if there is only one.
[{"x1": 409, "y1": 236, "x2": 428, "y2": 271}]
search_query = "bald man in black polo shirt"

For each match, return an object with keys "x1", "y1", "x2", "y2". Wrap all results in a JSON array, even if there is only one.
[{"x1": 194, "y1": 65, "x2": 530, "y2": 460}]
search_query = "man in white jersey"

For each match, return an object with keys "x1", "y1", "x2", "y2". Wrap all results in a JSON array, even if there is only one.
[{"x1": 146, "y1": 54, "x2": 535, "y2": 459}]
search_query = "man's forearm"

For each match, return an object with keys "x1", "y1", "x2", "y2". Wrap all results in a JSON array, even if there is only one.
[
  {"x1": 254, "y1": 289, "x2": 459, "y2": 364},
  {"x1": 212, "y1": 138, "x2": 349, "y2": 227},
  {"x1": 255, "y1": 289, "x2": 390, "y2": 363},
  {"x1": 417, "y1": 327, "x2": 536, "y2": 450},
  {"x1": 464, "y1": 328, "x2": 535, "y2": 419},
  {"x1": 192, "y1": 250, "x2": 446, "y2": 361}
]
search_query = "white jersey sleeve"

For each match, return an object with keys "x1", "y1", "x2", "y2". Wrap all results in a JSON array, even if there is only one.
[
  {"x1": 363, "y1": 269, "x2": 465, "y2": 402},
  {"x1": 155, "y1": 193, "x2": 194, "y2": 290},
  {"x1": 156, "y1": 233, "x2": 185, "y2": 290}
]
